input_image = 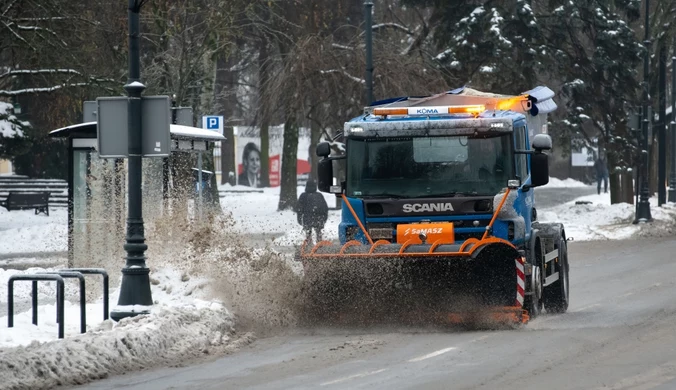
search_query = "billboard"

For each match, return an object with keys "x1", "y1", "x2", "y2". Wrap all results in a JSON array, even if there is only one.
[{"x1": 233, "y1": 125, "x2": 312, "y2": 187}]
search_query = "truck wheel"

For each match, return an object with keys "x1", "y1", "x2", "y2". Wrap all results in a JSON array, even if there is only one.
[
  {"x1": 524, "y1": 264, "x2": 543, "y2": 318},
  {"x1": 543, "y1": 237, "x2": 569, "y2": 313}
]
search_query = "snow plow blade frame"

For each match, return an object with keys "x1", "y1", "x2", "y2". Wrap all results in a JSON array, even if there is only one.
[{"x1": 298, "y1": 187, "x2": 530, "y2": 325}]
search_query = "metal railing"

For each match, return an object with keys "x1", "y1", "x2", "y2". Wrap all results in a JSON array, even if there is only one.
[
  {"x1": 6, "y1": 268, "x2": 109, "y2": 339},
  {"x1": 8, "y1": 274, "x2": 65, "y2": 339}
]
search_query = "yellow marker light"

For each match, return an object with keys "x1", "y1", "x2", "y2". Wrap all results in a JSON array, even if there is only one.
[
  {"x1": 447, "y1": 105, "x2": 486, "y2": 114},
  {"x1": 372, "y1": 107, "x2": 408, "y2": 116},
  {"x1": 373, "y1": 105, "x2": 487, "y2": 117}
]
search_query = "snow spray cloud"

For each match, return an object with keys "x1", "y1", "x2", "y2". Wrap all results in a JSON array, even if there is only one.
[{"x1": 143, "y1": 199, "x2": 306, "y2": 334}]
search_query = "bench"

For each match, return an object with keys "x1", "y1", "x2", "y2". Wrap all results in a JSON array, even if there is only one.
[{"x1": 0, "y1": 191, "x2": 51, "y2": 216}]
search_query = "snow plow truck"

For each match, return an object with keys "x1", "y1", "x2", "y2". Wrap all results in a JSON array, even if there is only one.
[{"x1": 298, "y1": 86, "x2": 569, "y2": 326}]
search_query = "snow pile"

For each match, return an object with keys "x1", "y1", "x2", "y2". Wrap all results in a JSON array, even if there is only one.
[
  {"x1": 1, "y1": 306, "x2": 237, "y2": 390},
  {"x1": 538, "y1": 192, "x2": 676, "y2": 241},
  {"x1": 542, "y1": 177, "x2": 590, "y2": 188},
  {"x1": 0, "y1": 265, "x2": 246, "y2": 390},
  {"x1": 0, "y1": 208, "x2": 67, "y2": 254}
]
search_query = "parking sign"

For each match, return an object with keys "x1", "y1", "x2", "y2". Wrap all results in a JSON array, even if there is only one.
[{"x1": 202, "y1": 115, "x2": 224, "y2": 135}]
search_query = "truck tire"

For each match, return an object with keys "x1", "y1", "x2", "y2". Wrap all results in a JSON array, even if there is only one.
[
  {"x1": 523, "y1": 237, "x2": 543, "y2": 318},
  {"x1": 543, "y1": 236, "x2": 569, "y2": 313}
]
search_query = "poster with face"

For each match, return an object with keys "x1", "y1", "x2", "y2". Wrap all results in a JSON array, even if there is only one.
[
  {"x1": 234, "y1": 125, "x2": 312, "y2": 187},
  {"x1": 238, "y1": 142, "x2": 262, "y2": 187}
]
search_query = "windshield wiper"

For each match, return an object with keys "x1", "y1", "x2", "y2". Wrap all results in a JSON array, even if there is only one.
[
  {"x1": 416, "y1": 192, "x2": 469, "y2": 198},
  {"x1": 363, "y1": 193, "x2": 405, "y2": 199}
]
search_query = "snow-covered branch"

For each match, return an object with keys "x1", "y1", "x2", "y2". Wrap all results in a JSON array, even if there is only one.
[
  {"x1": 366, "y1": 23, "x2": 414, "y2": 35},
  {"x1": 0, "y1": 83, "x2": 89, "y2": 96},
  {"x1": 320, "y1": 69, "x2": 365, "y2": 84},
  {"x1": 332, "y1": 43, "x2": 354, "y2": 51},
  {"x1": 0, "y1": 69, "x2": 82, "y2": 79},
  {"x1": 3, "y1": 21, "x2": 34, "y2": 50}
]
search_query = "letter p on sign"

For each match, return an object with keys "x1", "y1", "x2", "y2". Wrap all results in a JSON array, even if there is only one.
[{"x1": 202, "y1": 115, "x2": 224, "y2": 135}]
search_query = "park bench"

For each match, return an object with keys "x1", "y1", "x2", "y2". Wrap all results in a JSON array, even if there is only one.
[{"x1": 0, "y1": 191, "x2": 50, "y2": 216}]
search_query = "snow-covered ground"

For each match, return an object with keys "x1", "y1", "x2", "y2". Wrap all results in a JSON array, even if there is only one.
[
  {"x1": 1, "y1": 178, "x2": 675, "y2": 389},
  {"x1": 0, "y1": 208, "x2": 67, "y2": 254},
  {"x1": 219, "y1": 184, "x2": 342, "y2": 246},
  {"x1": 538, "y1": 191, "x2": 676, "y2": 241},
  {"x1": 542, "y1": 177, "x2": 590, "y2": 188}
]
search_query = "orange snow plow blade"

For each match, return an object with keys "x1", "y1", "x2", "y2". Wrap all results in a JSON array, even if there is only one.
[
  {"x1": 297, "y1": 188, "x2": 529, "y2": 327},
  {"x1": 298, "y1": 238, "x2": 529, "y2": 326}
]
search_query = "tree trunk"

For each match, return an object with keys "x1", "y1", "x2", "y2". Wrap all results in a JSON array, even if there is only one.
[
  {"x1": 214, "y1": 51, "x2": 238, "y2": 185},
  {"x1": 621, "y1": 171, "x2": 634, "y2": 204},
  {"x1": 258, "y1": 40, "x2": 271, "y2": 187},
  {"x1": 309, "y1": 116, "x2": 321, "y2": 180},
  {"x1": 278, "y1": 117, "x2": 299, "y2": 211},
  {"x1": 203, "y1": 149, "x2": 222, "y2": 213},
  {"x1": 649, "y1": 140, "x2": 658, "y2": 196}
]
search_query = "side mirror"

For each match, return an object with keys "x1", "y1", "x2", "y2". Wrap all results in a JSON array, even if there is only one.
[
  {"x1": 317, "y1": 158, "x2": 334, "y2": 192},
  {"x1": 530, "y1": 152, "x2": 549, "y2": 187},
  {"x1": 532, "y1": 134, "x2": 552, "y2": 151},
  {"x1": 316, "y1": 142, "x2": 331, "y2": 158}
]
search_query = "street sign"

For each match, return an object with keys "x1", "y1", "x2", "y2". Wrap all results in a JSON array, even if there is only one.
[
  {"x1": 83, "y1": 101, "x2": 97, "y2": 123},
  {"x1": 174, "y1": 107, "x2": 193, "y2": 126},
  {"x1": 96, "y1": 95, "x2": 171, "y2": 158},
  {"x1": 202, "y1": 115, "x2": 224, "y2": 134},
  {"x1": 97, "y1": 97, "x2": 128, "y2": 158},
  {"x1": 141, "y1": 96, "x2": 171, "y2": 157}
]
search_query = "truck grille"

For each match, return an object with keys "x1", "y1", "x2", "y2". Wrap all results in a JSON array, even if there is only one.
[{"x1": 366, "y1": 223, "x2": 394, "y2": 240}]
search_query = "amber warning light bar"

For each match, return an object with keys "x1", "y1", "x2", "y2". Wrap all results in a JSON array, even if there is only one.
[{"x1": 372, "y1": 105, "x2": 486, "y2": 117}]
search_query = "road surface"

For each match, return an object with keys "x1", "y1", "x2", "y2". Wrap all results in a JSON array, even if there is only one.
[{"x1": 77, "y1": 235, "x2": 676, "y2": 390}]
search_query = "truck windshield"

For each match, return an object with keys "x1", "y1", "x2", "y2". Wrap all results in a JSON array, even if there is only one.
[{"x1": 346, "y1": 134, "x2": 514, "y2": 198}]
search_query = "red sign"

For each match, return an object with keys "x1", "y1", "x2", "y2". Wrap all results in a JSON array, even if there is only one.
[{"x1": 269, "y1": 155, "x2": 280, "y2": 187}]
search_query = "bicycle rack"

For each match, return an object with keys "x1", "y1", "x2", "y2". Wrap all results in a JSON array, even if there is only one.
[
  {"x1": 39, "y1": 271, "x2": 86, "y2": 334},
  {"x1": 7, "y1": 267, "x2": 111, "y2": 339},
  {"x1": 8, "y1": 274, "x2": 65, "y2": 339},
  {"x1": 63, "y1": 268, "x2": 109, "y2": 321}
]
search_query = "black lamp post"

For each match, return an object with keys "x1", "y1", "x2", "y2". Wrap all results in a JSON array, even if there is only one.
[
  {"x1": 364, "y1": 0, "x2": 373, "y2": 106},
  {"x1": 668, "y1": 56, "x2": 676, "y2": 203},
  {"x1": 634, "y1": 0, "x2": 653, "y2": 223},
  {"x1": 110, "y1": 0, "x2": 153, "y2": 321}
]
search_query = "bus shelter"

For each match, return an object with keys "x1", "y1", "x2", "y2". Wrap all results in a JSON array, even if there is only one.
[{"x1": 49, "y1": 122, "x2": 224, "y2": 268}]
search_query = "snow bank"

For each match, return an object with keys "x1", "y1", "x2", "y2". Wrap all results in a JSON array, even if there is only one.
[
  {"x1": 1, "y1": 305, "x2": 236, "y2": 390},
  {"x1": 0, "y1": 208, "x2": 67, "y2": 254},
  {"x1": 542, "y1": 177, "x2": 590, "y2": 188},
  {"x1": 0, "y1": 265, "x2": 245, "y2": 390},
  {"x1": 538, "y1": 192, "x2": 676, "y2": 241}
]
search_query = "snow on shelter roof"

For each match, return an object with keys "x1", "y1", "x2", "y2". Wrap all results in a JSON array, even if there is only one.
[{"x1": 49, "y1": 121, "x2": 226, "y2": 142}]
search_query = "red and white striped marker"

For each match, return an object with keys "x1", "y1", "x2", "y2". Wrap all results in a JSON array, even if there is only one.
[{"x1": 515, "y1": 257, "x2": 526, "y2": 306}]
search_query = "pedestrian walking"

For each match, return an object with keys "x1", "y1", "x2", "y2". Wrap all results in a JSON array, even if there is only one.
[
  {"x1": 594, "y1": 156, "x2": 609, "y2": 195},
  {"x1": 296, "y1": 179, "x2": 329, "y2": 244}
]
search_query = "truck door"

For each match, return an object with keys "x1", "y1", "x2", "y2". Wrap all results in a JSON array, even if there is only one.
[{"x1": 513, "y1": 124, "x2": 533, "y2": 241}]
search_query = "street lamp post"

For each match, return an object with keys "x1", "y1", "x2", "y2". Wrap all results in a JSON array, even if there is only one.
[
  {"x1": 668, "y1": 56, "x2": 676, "y2": 203},
  {"x1": 634, "y1": 0, "x2": 653, "y2": 223},
  {"x1": 110, "y1": 0, "x2": 153, "y2": 321},
  {"x1": 364, "y1": 0, "x2": 374, "y2": 106}
]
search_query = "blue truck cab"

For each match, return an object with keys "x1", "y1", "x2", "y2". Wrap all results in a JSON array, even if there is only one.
[{"x1": 315, "y1": 86, "x2": 557, "y2": 250}]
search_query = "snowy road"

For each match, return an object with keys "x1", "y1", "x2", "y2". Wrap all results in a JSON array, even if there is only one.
[
  {"x1": 77, "y1": 236, "x2": 676, "y2": 390},
  {"x1": 533, "y1": 185, "x2": 598, "y2": 209}
]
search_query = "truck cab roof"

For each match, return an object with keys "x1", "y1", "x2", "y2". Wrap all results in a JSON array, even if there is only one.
[{"x1": 344, "y1": 86, "x2": 557, "y2": 139}]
